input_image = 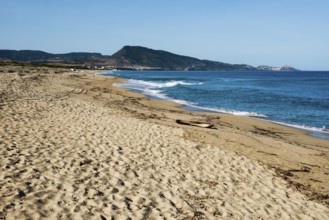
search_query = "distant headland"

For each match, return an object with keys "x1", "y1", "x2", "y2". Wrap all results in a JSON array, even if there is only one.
[{"x1": 0, "y1": 46, "x2": 298, "y2": 71}]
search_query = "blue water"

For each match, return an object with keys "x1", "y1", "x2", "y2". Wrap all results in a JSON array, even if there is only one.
[{"x1": 103, "y1": 71, "x2": 329, "y2": 139}]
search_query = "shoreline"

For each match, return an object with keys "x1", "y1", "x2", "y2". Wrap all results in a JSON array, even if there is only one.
[
  {"x1": 107, "y1": 72, "x2": 329, "y2": 141},
  {"x1": 1, "y1": 66, "x2": 329, "y2": 218},
  {"x1": 106, "y1": 71, "x2": 329, "y2": 141},
  {"x1": 106, "y1": 73, "x2": 329, "y2": 145},
  {"x1": 107, "y1": 73, "x2": 329, "y2": 146}
]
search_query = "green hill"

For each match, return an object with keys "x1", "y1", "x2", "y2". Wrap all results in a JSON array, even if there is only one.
[{"x1": 111, "y1": 46, "x2": 255, "y2": 70}]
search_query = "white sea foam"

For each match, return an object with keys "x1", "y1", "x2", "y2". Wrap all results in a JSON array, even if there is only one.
[
  {"x1": 114, "y1": 79, "x2": 202, "y2": 103},
  {"x1": 125, "y1": 79, "x2": 202, "y2": 89},
  {"x1": 185, "y1": 105, "x2": 268, "y2": 117},
  {"x1": 268, "y1": 121, "x2": 329, "y2": 133},
  {"x1": 114, "y1": 79, "x2": 267, "y2": 118}
]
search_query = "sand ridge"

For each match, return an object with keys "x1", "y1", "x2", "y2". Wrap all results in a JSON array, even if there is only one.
[{"x1": 0, "y1": 67, "x2": 329, "y2": 219}]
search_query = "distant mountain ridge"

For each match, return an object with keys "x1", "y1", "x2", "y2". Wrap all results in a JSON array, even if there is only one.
[
  {"x1": 0, "y1": 46, "x2": 298, "y2": 71},
  {"x1": 0, "y1": 49, "x2": 106, "y2": 63}
]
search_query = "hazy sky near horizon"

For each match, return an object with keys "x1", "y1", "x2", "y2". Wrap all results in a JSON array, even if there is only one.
[{"x1": 1, "y1": 0, "x2": 329, "y2": 70}]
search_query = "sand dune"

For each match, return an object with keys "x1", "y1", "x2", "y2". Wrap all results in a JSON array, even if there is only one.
[{"x1": 0, "y1": 68, "x2": 328, "y2": 219}]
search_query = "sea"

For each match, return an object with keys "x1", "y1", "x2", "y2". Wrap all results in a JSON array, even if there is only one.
[{"x1": 103, "y1": 70, "x2": 329, "y2": 140}]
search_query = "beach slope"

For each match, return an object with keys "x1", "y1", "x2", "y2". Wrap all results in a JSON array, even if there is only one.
[{"x1": 0, "y1": 66, "x2": 328, "y2": 219}]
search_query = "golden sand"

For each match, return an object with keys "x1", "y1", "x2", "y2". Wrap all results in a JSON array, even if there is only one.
[{"x1": 0, "y1": 66, "x2": 328, "y2": 219}]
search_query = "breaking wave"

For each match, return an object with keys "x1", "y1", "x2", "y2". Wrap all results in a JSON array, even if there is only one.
[{"x1": 114, "y1": 79, "x2": 267, "y2": 118}]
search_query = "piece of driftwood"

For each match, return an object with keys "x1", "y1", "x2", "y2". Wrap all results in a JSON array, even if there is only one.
[{"x1": 176, "y1": 119, "x2": 216, "y2": 129}]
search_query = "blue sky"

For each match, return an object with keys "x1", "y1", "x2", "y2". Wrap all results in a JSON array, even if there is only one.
[{"x1": 1, "y1": 0, "x2": 329, "y2": 70}]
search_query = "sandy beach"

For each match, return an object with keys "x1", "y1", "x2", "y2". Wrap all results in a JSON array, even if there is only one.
[{"x1": 1, "y1": 65, "x2": 329, "y2": 219}]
